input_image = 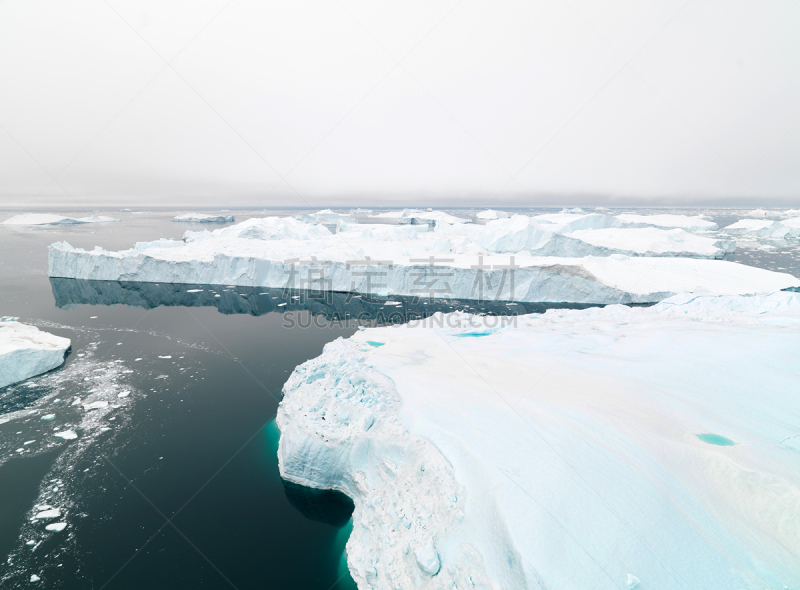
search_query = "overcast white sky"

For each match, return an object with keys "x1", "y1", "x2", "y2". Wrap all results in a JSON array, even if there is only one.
[{"x1": 1, "y1": 0, "x2": 799, "y2": 208}]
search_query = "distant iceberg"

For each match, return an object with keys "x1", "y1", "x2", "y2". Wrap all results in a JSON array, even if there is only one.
[
  {"x1": 278, "y1": 292, "x2": 800, "y2": 589},
  {"x1": 723, "y1": 219, "x2": 800, "y2": 239},
  {"x1": 0, "y1": 321, "x2": 71, "y2": 388},
  {"x1": 172, "y1": 213, "x2": 235, "y2": 223},
  {"x1": 2, "y1": 213, "x2": 118, "y2": 225},
  {"x1": 475, "y1": 209, "x2": 509, "y2": 220},
  {"x1": 47, "y1": 215, "x2": 798, "y2": 305}
]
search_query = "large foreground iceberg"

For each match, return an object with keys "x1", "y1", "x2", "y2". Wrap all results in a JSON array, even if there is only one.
[
  {"x1": 0, "y1": 322, "x2": 71, "y2": 388},
  {"x1": 277, "y1": 292, "x2": 800, "y2": 589},
  {"x1": 48, "y1": 217, "x2": 796, "y2": 305}
]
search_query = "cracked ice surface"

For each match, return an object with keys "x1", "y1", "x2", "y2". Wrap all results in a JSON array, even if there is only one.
[
  {"x1": 47, "y1": 215, "x2": 798, "y2": 305},
  {"x1": 278, "y1": 291, "x2": 800, "y2": 589}
]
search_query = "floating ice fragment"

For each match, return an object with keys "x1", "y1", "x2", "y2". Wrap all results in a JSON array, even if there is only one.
[
  {"x1": 54, "y1": 430, "x2": 77, "y2": 440},
  {"x1": 83, "y1": 400, "x2": 109, "y2": 410},
  {"x1": 158, "y1": 355, "x2": 172, "y2": 359},
  {"x1": 118, "y1": 391, "x2": 130, "y2": 398},
  {"x1": 626, "y1": 573, "x2": 640, "y2": 589},
  {"x1": 134, "y1": 358, "x2": 142, "y2": 361},
  {"x1": 30, "y1": 574, "x2": 41, "y2": 582},
  {"x1": 186, "y1": 289, "x2": 203, "y2": 292},
  {"x1": 25, "y1": 540, "x2": 35, "y2": 546},
  {"x1": 34, "y1": 509, "x2": 61, "y2": 519},
  {"x1": 45, "y1": 522, "x2": 67, "y2": 532},
  {"x1": 23, "y1": 440, "x2": 35, "y2": 445}
]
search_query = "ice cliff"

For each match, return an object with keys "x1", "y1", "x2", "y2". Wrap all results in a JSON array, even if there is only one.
[
  {"x1": 47, "y1": 215, "x2": 796, "y2": 305},
  {"x1": 0, "y1": 322, "x2": 71, "y2": 388},
  {"x1": 278, "y1": 292, "x2": 800, "y2": 590}
]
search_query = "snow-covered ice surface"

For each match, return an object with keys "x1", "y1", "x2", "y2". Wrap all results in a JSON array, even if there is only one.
[
  {"x1": 614, "y1": 213, "x2": 718, "y2": 231},
  {"x1": 278, "y1": 292, "x2": 800, "y2": 590},
  {"x1": 475, "y1": 209, "x2": 509, "y2": 220},
  {"x1": 723, "y1": 219, "x2": 800, "y2": 239},
  {"x1": 0, "y1": 322, "x2": 71, "y2": 388},
  {"x1": 2, "y1": 214, "x2": 118, "y2": 225},
  {"x1": 172, "y1": 213, "x2": 235, "y2": 223},
  {"x1": 47, "y1": 215, "x2": 798, "y2": 304}
]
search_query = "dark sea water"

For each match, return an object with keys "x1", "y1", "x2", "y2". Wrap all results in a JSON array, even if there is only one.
[{"x1": 0, "y1": 208, "x2": 797, "y2": 589}]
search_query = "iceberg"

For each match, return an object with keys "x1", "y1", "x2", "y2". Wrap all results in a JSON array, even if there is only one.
[
  {"x1": 475, "y1": 209, "x2": 509, "y2": 220},
  {"x1": 568, "y1": 227, "x2": 734, "y2": 258},
  {"x1": 613, "y1": 213, "x2": 719, "y2": 231},
  {"x1": 172, "y1": 213, "x2": 235, "y2": 223},
  {"x1": 723, "y1": 219, "x2": 800, "y2": 239},
  {"x1": 0, "y1": 322, "x2": 71, "y2": 388},
  {"x1": 277, "y1": 292, "x2": 800, "y2": 590},
  {"x1": 2, "y1": 213, "x2": 118, "y2": 225},
  {"x1": 370, "y1": 209, "x2": 470, "y2": 225},
  {"x1": 47, "y1": 216, "x2": 799, "y2": 305}
]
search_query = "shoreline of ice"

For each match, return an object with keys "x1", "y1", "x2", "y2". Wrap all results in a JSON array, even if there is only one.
[{"x1": 278, "y1": 292, "x2": 800, "y2": 589}]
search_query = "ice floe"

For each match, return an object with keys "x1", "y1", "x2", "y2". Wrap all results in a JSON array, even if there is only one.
[
  {"x1": 0, "y1": 321, "x2": 71, "y2": 388},
  {"x1": 47, "y1": 215, "x2": 799, "y2": 305},
  {"x1": 278, "y1": 291, "x2": 800, "y2": 589}
]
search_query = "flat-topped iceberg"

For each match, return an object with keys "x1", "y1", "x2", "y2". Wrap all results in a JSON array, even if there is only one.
[
  {"x1": 47, "y1": 216, "x2": 797, "y2": 305},
  {"x1": 614, "y1": 213, "x2": 718, "y2": 231},
  {"x1": 0, "y1": 322, "x2": 71, "y2": 388},
  {"x1": 277, "y1": 292, "x2": 800, "y2": 589},
  {"x1": 2, "y1": 214, "x2": 118, "y2": 225},
  {"x1": 723, "y1": 219, "x2": 800, "y2": 239},
  {"x1": 172, "y1": 213, "x2": 235, "y2": 223}
]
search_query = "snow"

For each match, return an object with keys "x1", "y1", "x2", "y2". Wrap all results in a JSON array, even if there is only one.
[
  {"x1": 475, "y1": 209, "x2": 509, "y2": 220},
  {"x1": 614, "y1": 213, "x2": 718, "y2": 231},
  {"x1": 569, "y1": 227, "x2": 733, "y2": 258},
  {"x1": 53, "y1": 430, "x2": 77, "y2": 440},
  {"x1": 45, "y1": 523, "x2": 67, "y2": 532},
  {"x1": 172, "y1": 213, "x2": 235, "y2": 223},
  {"x1": 48, "y1": 215, "x2": 799, "y2": 304},
  {"x1": 723, "y1": 219, "x2": 800, "y2": 239},
  {"x1": 0, "y1": 322, "x2": 71, "y2": 389},
  {"x1": 1, "y1": 213, "x2": 118, "y2": 225},
  {"x1": 278, "y1": 292, "x2": 800, "y2": 589}
]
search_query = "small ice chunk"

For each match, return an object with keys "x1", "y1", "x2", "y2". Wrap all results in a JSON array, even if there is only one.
[
  {"x1": 45, "y1": 522, "x2": 67, "y2": 532},
  {"x1": 26, "y1": 540, "x2": 35, "y2": 546},
  {"x1": 414, "y1": 543, "x2": 440, "y2": 576},
  {"x1": 34, "y1": 509, "x2": 61, "y2": 519},
  {"x1": 135, "y1": 357, "x2": 142, "y2": 361},
  {"x1": 54, "y1": 430, "x2": 77, "y2": 440},
  {"x1": 158, "y1": 355, "x2": 172, "y2": 359},
  {"x1": 118, "y1": 390, "x2": 130, "y2": 398},
  {"x1": 626, "y1": 574, "x2": 640, "y2": 589},
  {"x1": 186, "y1": 289, "x2": 203, "y2": 292},
  {"x1": 83, "y1": 400, "x2": 109, "y2": 410},
  {"x1": 30, "y1": 574, "x2": 41, "y2": 582},
  {"x1": 40, "y1": 414, "x2": 55, "y2": 421},
  {"x1": 24, "y1": 440, "x2": 35, "y2": 445}
]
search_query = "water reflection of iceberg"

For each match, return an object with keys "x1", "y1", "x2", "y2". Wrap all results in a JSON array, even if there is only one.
[{"x1": 50, "y1": 278, "x2": 604, "y2": 323}]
